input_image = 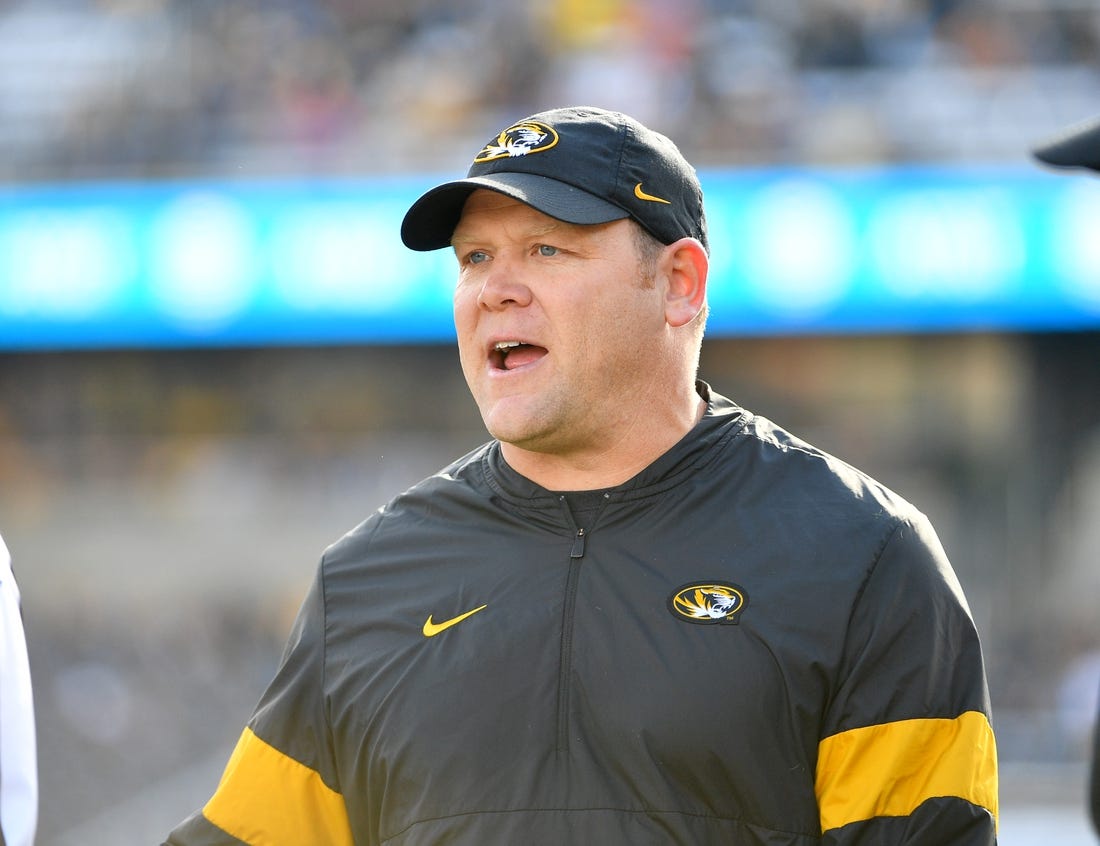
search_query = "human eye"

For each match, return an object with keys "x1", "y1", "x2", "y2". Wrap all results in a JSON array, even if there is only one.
[
  {"x1": 464, "y1": 249, "x2": 490, "y2": 265},
  {"x1": 536, "y1": 244, "x2": 559, "y2": 257}
]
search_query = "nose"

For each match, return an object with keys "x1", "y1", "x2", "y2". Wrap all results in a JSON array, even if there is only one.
[{"x1": 476, "y1": 257, "x2": 533, "y2": 311}]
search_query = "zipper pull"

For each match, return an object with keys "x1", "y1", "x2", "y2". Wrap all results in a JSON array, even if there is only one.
[{"x1": 570, "y1": 528, "x2": 586, "y2": 559}]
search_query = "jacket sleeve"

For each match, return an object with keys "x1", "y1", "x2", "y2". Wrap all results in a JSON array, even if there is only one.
[
  {"x1": 0, "y1": 534, "x2": 38, "y2": 846},
  {"x1": 163, "y1": 560, "x2": 354, "y2": 846},
  {"x1": 1090, "y1": 683, "x2": 1100, "y2": 838},
  {"x1": 815, "y1": 514, "x2": 998, "y2": 846}
]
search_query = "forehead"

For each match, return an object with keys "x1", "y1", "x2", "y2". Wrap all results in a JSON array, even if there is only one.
[{"x1": 454, "y1": 190, "x2": 558, "y2": 235}]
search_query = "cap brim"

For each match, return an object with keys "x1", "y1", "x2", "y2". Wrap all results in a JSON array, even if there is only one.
[
  {"x1": 401, "y1": 172, "x2": 629, "y2": 251},
  {"x1": 1032, "y1": 116, "x2": 1100, "y2": 173}
]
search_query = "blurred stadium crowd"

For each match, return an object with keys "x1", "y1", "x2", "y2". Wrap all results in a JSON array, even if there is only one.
[
  {"x1": 2, "y1": 0, "x2": 1100, "y2": 843},
  {"x1": 1, "y1": 0, "x2": 1100, "y2": 181}
]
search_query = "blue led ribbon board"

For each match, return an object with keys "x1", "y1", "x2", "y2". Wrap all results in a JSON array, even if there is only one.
[{"x1": 0, "y1": 167, "x2": 1097, "y2": 350}]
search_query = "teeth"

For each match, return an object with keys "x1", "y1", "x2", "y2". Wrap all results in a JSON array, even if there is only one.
[{"x1": 494, "y1": 341, "x2": 522, "y2": 351}]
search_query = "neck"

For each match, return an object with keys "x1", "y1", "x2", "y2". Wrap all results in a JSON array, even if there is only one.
[{"x1": 500, "y1": 390, "x2": 706, "y2": 491}]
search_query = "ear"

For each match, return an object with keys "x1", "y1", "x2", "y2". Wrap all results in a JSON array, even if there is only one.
[{"x1": 661, "y1": 238, "x2": 708, "y2": 328}]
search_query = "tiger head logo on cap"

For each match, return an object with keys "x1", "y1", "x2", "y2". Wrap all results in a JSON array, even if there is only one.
[{"x1": 475, "y1": 121, "x2": 559, "y2": 162}]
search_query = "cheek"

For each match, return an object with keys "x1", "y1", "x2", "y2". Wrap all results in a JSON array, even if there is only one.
[
  {"x1": 452, "y1": 292, "x2": 481, "y2": 371},
  {"x1": 598, "y1": 288, "x2": 660, "y2": 336},
  {"x1": 453, "y1": 286, "x2": 478, "y2": 331}
]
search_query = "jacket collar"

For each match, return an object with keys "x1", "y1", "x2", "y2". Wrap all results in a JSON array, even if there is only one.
[{"x1": 480, "y1": 381, "x2": 750, "y2": 509}]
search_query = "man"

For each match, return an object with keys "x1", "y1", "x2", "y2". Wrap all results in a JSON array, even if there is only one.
[
  {"x1": 165, "y1": 106, "x2": 998, "y2": 845},
  {"x1": 0, "y1": 532, "x2": 38, "y2": 846},
  {"x1": 1033, "y1": 113, "x2": 1100, "y2": 841}
]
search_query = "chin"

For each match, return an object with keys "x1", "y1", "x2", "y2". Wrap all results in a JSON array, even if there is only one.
[
  {"x1": 479, "y1": 393, "x2": 570, "y2": 451},
  {"x1": 484, "y1": 418, "x2": 538, "y2": 447},
  {"x1": 483, "y1": 412, "x2": 552, "y2": 451},
  {"x1": 480, "y1": 397, "x2": 533, "y2": 434}
]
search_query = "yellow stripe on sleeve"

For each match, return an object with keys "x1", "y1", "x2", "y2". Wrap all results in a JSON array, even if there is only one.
[
  {"x1": 815, "y1": 710, "x2": 998, "y2": 834},
  {"x1": 203, "y1": 727, "x2": 354, "y2": 846}
]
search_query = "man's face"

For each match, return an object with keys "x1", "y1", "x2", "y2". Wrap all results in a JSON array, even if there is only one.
[{"x1": 451, "y1": 190, "x2": 670, "y2": 462}]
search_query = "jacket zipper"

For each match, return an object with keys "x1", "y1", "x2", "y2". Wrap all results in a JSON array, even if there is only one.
[
  {"x1": 557, "y1": 531, "x2": 584, "y2": 750},
  {"x1": 555, "y1": 495, "x2": 608, "y2": 752}
]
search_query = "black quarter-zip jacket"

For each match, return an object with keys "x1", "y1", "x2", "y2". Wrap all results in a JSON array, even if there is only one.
[{"x1": 165, "y1": 384, "x2": 998, "y2": 846}]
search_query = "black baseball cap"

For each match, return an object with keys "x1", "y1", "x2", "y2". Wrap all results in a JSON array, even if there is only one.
[
  {"x1": 1032, "y1": 114, "x2": 1100, "y2": 172},
  {"x1": 400, "y1": 106, "x2": 709, "y2": 253}
]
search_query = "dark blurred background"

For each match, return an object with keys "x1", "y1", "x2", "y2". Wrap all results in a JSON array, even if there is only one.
[{"x1": 0, "y1": 0, "x2": 1098, "y2": 842}]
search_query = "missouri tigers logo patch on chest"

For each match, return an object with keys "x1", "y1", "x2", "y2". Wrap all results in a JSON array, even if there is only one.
[{"x1": 668, "y1": 582, "x2": 748, "y2": 625}]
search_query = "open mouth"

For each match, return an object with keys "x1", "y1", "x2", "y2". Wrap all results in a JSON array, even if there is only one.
[{"x1": 491, "y1": 340, "x2": 548, "y2": 372}]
